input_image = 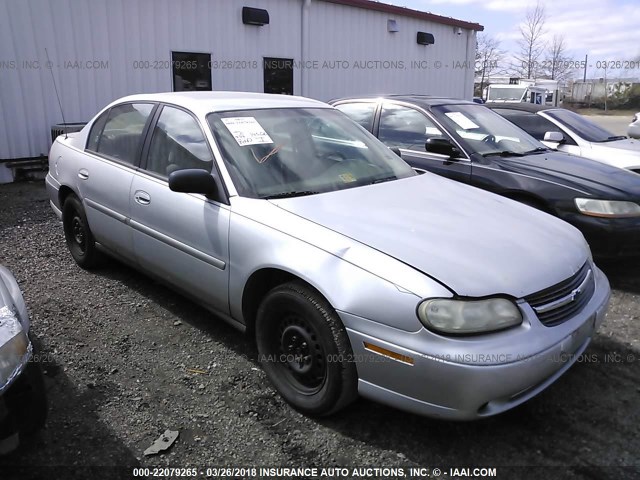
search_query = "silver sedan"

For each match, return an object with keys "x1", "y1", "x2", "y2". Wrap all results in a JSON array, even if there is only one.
[
  {"x1": 46, "y1": 92, "x2": 610, "y2": 419},
  {"x1": 0, "y1": 265, "x2": 47, "y2": 453}
]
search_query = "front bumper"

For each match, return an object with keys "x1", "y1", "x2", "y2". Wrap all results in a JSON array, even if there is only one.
[
  {"x1": 339, "y1": 266, "x2": 610, "y2": 420},
  {"x1": 0, "y1": 348, "x2": 46, "y2": 454},
  {"x1": 560, "y1": 211, "x2": 640, "y2": 258}
]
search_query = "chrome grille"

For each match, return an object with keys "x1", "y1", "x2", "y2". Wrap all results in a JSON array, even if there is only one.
[{"x1": 525, "y1": 263, "x2": 595, "y2": 327}]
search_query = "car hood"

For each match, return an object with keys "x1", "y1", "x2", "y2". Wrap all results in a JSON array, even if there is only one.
[
  {"x1": 486, "y1": 149, "x2": 640, "y2": 197},
  {"x1": 270, "y1": 174, "x2": 588, "y2": 298},
  {"x1": 588, "y1": 138, "x2": 640, "y2": 166}
]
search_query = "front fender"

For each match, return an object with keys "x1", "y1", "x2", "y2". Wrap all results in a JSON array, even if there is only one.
[
  {"x1": 227, "y1": 200, "x2": 453, "y2": 332},
  {"x1": 0, "y1": 266, "x2": 29, "y2": 332}
]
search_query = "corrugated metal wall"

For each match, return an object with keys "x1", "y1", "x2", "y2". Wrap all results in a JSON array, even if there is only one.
[
  {"x1": 307, "y1": 1, "x2": 475, "y2": 100},
  {"x1": 0, "y1": 0, "x2": 476, "y2": 161}
]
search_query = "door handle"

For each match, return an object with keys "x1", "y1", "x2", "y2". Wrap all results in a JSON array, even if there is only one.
[
  {"x1": 78, "y1": 169, "x2": 89, "y2": 180},
  {"x1": 134, "y1": 190, "x2": 151, "y2": 205}
]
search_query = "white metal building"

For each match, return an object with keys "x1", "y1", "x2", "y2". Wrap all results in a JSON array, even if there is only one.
[{"x1": 0, "y1": 0, "x2": 482, "y2": 174}]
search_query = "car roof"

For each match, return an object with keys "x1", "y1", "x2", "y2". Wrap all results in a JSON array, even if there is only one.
[
  {"x1": 485, "y1": 102, "x2": 550, "y2": 113},
  {"x1": 331, "y1": 94, "x2": 476, "y2": 108},
  {"x1": 111, "y1": 91, "x2": 330, "y2": 116}
]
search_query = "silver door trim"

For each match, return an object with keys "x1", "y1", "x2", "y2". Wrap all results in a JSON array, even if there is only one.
[
  {"x1": 129, "y1": 219, "x2": 226, "y2": 270},
  {"x1": 84, "y1": 198, "x2": 128, "y2": 223}
]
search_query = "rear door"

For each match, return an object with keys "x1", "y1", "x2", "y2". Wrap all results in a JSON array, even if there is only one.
[
  {"x1": 82, "y1": 102, "x2": 156, "y2": 260},
  {"x1": 129, "y1": 104, "x2": 231, "y2": 313}
]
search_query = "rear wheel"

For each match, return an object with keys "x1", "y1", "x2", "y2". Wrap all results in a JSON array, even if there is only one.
[
  {"x1": 62, "y1": 195, "x2": 102, "y2": 269},
  {"x1": 255, "y1": 282, "x2": 358, "y2": 416}
]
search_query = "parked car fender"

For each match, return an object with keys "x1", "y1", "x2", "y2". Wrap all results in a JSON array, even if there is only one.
[{"x1": 228, "y1": 198, "x2": 452, "y2": 333}]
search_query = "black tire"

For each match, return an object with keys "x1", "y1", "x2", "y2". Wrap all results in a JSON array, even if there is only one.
[
  {"x1": 255, "y1": 282, "x2": 358, "y2": 416},
  {"x1": 62, "y1": 195, "x2": 102, "y2": 269}
]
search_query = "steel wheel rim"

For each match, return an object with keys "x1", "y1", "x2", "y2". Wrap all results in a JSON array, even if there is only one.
[
  {"x1": 274, "y1": 314, "x2": 326, "y2": 395},
  {"x1": 71, "y1": 215, "x2": 86, "y2": 252}
]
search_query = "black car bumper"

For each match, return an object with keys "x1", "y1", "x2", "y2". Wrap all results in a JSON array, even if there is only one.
[
  {"x1": 561, "y1": 212, "x2": 640, "y2": 258},
  {"x1": 0, "y1": 360, "x2": 47, "y2": 454}
]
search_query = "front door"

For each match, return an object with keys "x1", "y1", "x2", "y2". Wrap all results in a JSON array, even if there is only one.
[
  {"x1": 377, "y1": 102, "x2": 471, "y2": 183},
  {"x1": 129, "y1": 105, "x2": 230, "y2": 314}
]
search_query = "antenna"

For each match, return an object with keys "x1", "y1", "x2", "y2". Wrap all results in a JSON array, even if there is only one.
[{"x1": 45, "y1": 48, "x2": 67, "y2": 139}]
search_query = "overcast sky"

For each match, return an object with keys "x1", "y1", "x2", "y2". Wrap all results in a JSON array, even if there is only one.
[{"x1": 387, "y1": 0, "x2": 640, "y2": 79}]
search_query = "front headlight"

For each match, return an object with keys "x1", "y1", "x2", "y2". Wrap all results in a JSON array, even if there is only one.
[
  {"x1": 575, "y1": 198, "x2": 640, "y2": 218},
  {"x1": 0, "y1": 306, "x2": 31, "y2": 394},
  {"x1": 417, "y1": 298, "x2": 522, "y2": 335}
]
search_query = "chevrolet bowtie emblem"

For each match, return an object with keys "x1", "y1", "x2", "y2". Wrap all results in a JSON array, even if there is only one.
[{"x1": 570, "y1": 286, "x2": 583, "y2": 302}]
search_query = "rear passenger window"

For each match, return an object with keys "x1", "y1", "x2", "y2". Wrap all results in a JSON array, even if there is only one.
[
  {"x1": 95, "y1": 103, "x2": 154, "y2": 164},
  {"x1": 145, "y1": 106, "x2": 213, "y2": 178},
  {"x1": 335, "y1": 103, "x2": 377, "y2": 131},
  {"x1": 86, "y1": 111, "x2": 109, "y2": 151}
]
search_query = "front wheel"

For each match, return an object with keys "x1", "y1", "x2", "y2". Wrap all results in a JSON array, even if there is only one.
[
  {"x1": 255, "y1": 282, "x2": 358, "y2": 416},
  {"x1": 62, "y1": 195, "x2": 102, "y2": 269}
]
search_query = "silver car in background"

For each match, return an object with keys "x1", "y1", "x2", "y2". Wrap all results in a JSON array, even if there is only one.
[
  {"x1": 488, "y1": 103, "x2": 640, "y2": 172},
  {"x1": 46, "y1": 92, "x2": 610, "y2": 420},
  {"x1": 629, "y1": 113, "x2": 640, "y2": 139}
]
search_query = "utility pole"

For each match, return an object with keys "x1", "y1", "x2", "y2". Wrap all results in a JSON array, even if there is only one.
[
  {"x1": 583, "y1": 54, "x2": 587, "y2": 82},
  {"x1": 604, "y1": 64, "x2": 608, "y2": 112}
]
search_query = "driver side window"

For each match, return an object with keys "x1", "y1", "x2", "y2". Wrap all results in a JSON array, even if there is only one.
[
  {"x1": 496, "y1": 109, "x2": 575, "y2": 145},
  {"x1": 378, "y1": 104, "x2": 445, "y2": 151},
  {"x1": 145, "y1": 106, "x2": 213, "y2": 178}
]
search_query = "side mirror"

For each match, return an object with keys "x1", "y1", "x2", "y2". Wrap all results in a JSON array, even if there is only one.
[
  {"x1": 425, "y1": 137, "x2": 460, "y2": 158},
  {"x1": 169, "y1": 169, "x2": 218, "y2": 197},
  {"x1": 544, "y1": 131, "x2": 564, "y2": 143},
  {"x1": 389, "y1": 146, "x2": 402, "y2": 158}
]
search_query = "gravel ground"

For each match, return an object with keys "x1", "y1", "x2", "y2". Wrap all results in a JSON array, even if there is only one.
[{"x1": 0, "y1": 181, "x2": 638, "y2": 480}]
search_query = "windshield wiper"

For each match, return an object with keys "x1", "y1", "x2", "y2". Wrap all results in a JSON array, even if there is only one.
[
  {"x1": 522, "y1": 147, "x2": 549, "y2": 154},
  {"x1": 482, "y1": 150, "x2": 525, "y2": 158},
  {"x1": 371, "y1": 175, "x2": 398, "y2": 184},
  {"x1": 604, "y1": 135, "x2": 627, "y2": 142},
  {"x1": 262, "y1": 190, "x2": 318, "y2": 199}
]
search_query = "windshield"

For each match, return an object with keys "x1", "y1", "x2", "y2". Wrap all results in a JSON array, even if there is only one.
[
  {"x1": 431, "y1": 104, "x2": 546, "y2": 156},
  {"x1": 544, "y1": 109, "x2": 617, "y2": 142},
  {"x1": 488, "y1": 87, "x2": 527, "y2": 102},
  {"x1": 207, "y1": 108, "x2": 415, "y2": 198}
]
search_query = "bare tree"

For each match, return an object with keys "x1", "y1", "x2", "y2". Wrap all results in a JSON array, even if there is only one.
[
  {"x1": 543, "y1": 34, "x2": 574, "y2": 82},
  {"x1": 475, "y1": 33, "x2": 504, "y2": 98},
  {"x1": 513, "y1": 2, "x2": 547, "y2": 79}
]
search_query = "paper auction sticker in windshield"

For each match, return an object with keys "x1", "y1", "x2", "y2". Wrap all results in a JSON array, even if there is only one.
[
  {"x1": 445, "y1": 112, "x2": 479, "y2": 130},
  {"x1": 221, "y1": 117, "x2": 273, "y2": 146}
]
